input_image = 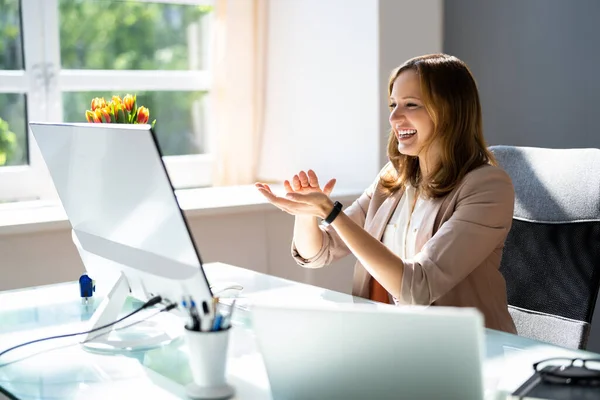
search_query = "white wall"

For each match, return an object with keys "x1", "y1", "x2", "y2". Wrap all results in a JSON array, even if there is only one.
[
  {"x1": 258, "y1": 0, "x2": 380, "y2": 189},
  {"x1": 0, "y1": 197, "x2": 358, "y2": 293},
  {"x1": 377, "y1": 0, "x2": 444, "y2": 166},
  {"x1": 258, "y1": 0, "x2": 444, "y2": 186}
]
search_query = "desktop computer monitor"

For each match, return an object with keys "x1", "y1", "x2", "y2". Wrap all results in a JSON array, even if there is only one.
[{"x1": 29, "y1": 122, "x2": 215, "y2": 351}]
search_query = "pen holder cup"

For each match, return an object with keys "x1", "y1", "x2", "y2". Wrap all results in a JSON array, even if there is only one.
[{"x1": 185, "y1": 326, "x2": 235, "y2": 399}]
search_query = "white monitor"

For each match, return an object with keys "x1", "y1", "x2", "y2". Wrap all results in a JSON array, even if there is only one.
[{"x1": 29, "y1": 122, "x2": 214, "y2": 351}]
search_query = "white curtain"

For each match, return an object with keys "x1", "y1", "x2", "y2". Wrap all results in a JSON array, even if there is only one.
[{"x1": 211, "y1": 0, "x2": 268, "y2": 186}]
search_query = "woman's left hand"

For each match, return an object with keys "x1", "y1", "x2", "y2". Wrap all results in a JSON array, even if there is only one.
[{"x1": 255, "y1": 183, "x2": 335, "y2": 219}]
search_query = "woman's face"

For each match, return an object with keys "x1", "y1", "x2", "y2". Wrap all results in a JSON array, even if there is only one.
[{"x1": 389, "y1": 69, "x2": 436, "y2": 159}]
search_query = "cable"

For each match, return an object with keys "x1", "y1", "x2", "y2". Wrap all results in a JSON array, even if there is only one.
[
  {"x1": 0, "y1": 302, "x2": 178, "y2": 369},
  {"x1": 0, "y1": 295, "x2": 166, "y2": 359},
  {"x1": 83, "y1": 302, "x2": 177, "y2": 345}
]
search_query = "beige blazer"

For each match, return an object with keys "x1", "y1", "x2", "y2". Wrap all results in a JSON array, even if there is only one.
[{"x1": 292, "y1": 164, "x2": 517, "y2": 334}]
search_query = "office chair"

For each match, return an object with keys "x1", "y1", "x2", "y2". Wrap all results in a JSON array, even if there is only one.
[{"x1": 491, "y1": 145, "x2": 600, "y2": 350}]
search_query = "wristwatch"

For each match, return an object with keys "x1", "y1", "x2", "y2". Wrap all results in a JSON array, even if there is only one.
[{"x1": 321, "y1": 201, "x2": 343, "y2": 227}]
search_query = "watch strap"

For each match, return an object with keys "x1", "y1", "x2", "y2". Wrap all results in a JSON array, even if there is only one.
[{"x1": 322, "y1": 201, "x2": 343, "y2": 226}]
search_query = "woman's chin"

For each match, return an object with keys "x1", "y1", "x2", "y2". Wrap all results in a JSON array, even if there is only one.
[{"x1": 397, "y1": 145, "x2": 418, "y2": 157}]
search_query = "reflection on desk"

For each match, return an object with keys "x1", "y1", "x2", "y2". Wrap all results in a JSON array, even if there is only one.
[{"x1": 1, "y1": 262, "x2": 599, "y2": 400}]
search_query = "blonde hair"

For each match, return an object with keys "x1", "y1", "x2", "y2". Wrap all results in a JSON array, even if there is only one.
[{"x1": 381, "y1": 53, "x2": 495, "y2": 198}]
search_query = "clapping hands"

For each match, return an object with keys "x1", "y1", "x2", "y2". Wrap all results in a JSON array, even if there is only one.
[{"x1": 255, "y1": 170, "x2": 336, "y2": 219}]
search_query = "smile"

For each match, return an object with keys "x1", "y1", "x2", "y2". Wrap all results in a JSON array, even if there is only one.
[{"x1": 397, "y1": 129, "x2": 417, "y2": 139}]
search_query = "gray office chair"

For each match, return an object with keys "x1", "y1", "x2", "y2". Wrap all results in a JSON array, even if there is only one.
[{"x1": 491, "y1": 145, "x2": 600, "y2": 350}]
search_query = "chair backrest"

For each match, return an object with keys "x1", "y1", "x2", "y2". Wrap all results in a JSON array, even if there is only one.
[{"x1": 490, "y1": 145, "x2": 600, "y2": 349}]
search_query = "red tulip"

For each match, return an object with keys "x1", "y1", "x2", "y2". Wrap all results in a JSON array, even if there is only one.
[
  {"x1": 136, "y1": 106, "x2": 149, "y2": 124},
  {"x1": 100, "y1": 107, "x2": 112, "y2": 123}
]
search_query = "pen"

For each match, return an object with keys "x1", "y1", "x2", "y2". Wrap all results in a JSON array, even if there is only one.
[
  {"x1": 182, "y1": 298, "x2": 193, "y2": 330},
  {"x1": 201, "y1": 300, "x2": 214, "y2": 332},
  {"x1": 190, "y1": 299, "x2": 202, "y2": 331},
  {"x1": 212, "y1": 314, "x2": 223, "y2": 331}
]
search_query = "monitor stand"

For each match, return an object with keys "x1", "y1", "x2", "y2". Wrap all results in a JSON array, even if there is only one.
[{"x1": 81, "y1": 272, "x2": 182, "y2": 353}]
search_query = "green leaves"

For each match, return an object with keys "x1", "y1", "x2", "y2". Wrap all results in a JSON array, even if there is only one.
[
  {"x1": 116, "y1": 107, "x2": 126, "y2": 124},
  {"x1": 0, "y1": 117, "x2": 17, "y2": 166}
]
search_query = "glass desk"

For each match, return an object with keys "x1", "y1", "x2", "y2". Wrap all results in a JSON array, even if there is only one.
[{"x1": 0, "y1": 263, "x2": 597, "y2": 400}]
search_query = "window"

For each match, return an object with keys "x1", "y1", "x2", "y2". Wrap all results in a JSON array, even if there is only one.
[{"x1": 0, "y1": 0, "x2": 214, "y2": 203}]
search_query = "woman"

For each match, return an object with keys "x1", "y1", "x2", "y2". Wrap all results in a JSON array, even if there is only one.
[{"x1": 255, "y1": 54, "x2": 517, "y2": 334}]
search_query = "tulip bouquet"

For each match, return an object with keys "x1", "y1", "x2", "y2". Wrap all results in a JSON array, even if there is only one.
[{"x1": 85, "y1": 94, "x2": 155, "y2": 127}]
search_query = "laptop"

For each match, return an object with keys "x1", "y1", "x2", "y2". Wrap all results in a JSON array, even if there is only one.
[{"x1": 251, "y1": 302, "x2": 485, "y2": 400}]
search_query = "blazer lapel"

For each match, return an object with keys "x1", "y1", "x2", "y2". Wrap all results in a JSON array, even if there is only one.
[{"x1": 367, "y1": 188, "x2": 404, "y2": 239}]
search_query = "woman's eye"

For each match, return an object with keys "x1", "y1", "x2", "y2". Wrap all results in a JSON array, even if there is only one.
[
  {"x1": 406, "y1": 103, "x2": 418, "y2": 108},
  {"x1": 389, "y1": 103, "x2": 397, "y2": 109}
]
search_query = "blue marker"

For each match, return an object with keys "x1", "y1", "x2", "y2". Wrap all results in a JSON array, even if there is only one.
[
  {"x1": 79, "y1": 273, "x2": 95, "y2": 304},
  {"x1": 189, "y1": 299, "x2": 202, "y2": 331},
  {"x1": 212, "y1": 314, "x2": 223, "y2": 331}
]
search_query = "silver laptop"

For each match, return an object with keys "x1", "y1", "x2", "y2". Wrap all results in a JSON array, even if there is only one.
[{"x1": 251, "y1": 303, "x2": 485, "y2": 400}]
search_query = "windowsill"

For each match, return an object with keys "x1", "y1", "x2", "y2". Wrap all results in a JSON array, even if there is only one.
[{"x1": 0, "y1": 185, "x2": 363, "y2": 236}]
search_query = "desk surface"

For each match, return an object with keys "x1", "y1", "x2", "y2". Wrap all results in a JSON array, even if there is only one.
[{"x1": 0, "y1": 263, "x2": 596, "y2": 400}]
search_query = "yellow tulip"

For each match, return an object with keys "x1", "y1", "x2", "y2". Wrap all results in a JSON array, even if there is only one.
[
  {"x1": 93, "y1": 109, "x2": 103, "y2": 123},
  {"x1": 123, "y1": 94, "x2": 135, "y2": 112},
  {"x1": 101, "y1": 107, "x2": 113, "y2": 123},
  {"x1": 91, "y1": 97, "x2": 107, "y2": 111}
]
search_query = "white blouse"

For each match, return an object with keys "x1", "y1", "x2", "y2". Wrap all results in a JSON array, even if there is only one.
[{"x1": 381, "y1": 185, "x2": 428, "y2": 303}]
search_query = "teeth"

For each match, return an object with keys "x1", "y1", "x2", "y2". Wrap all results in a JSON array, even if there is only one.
[{"x1": 398, "y1": 129, "x2": 417, "y2": 135}]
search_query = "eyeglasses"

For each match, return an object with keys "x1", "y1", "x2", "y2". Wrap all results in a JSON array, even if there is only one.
[{"x1": 533, "y1": 358, "x2": 600, "y2": 386}]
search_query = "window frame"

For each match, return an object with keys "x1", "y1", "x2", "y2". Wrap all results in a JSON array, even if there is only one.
[{"x1": 0, "y1": 0, "x2": 215, "y2": 203}]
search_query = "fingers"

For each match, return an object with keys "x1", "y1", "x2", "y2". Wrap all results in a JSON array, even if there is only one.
[
  {"x1": 298, "y1": 171, "x2": 310, "y2": 188},
  {"x1": 256, "y1": 186, "x2": 284, "y2": 208},
  {"x1": 257, "y1": 187, "x2": 313, "y2": 214},
  {"x1": 307, "y1": 169, "x2": 319, "y2": 188},
  {"x1": 283, "y1": 180, "x2": 294, "y2": 193},
  {"x1": 255, "y1": 184, "x2": 274, "y2": 198},
  {"x1": 292, "y1": 175, "x2": 301, "y2": 191},
  {"x1": 288, "y1": 170, "x2": 335, "y2": 193},
  {"x1": 322, "y1": 178, "x2": 336, "y2": 196},
  {"x1": 255, "y1": 182, "x2": 273, "y2": 194}
]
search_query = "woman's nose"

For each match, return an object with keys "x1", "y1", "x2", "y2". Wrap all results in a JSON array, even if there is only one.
[{"x1": 389, "y1": 108, "x2": 404, "y2": 124}]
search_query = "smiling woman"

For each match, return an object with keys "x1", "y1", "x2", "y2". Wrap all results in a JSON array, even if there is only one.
[{"x1": 256, "y1": 54, "x2": 518, "y2": 334}]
